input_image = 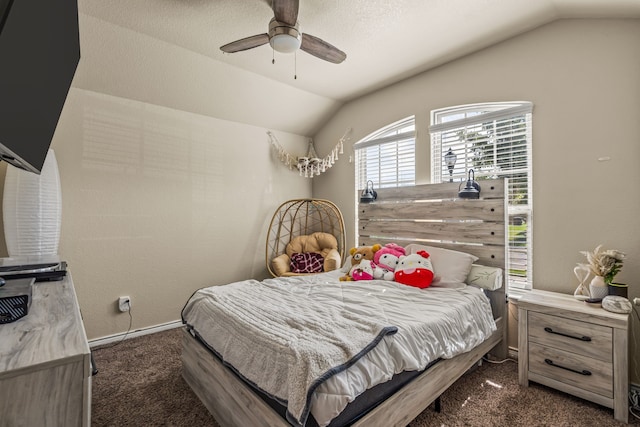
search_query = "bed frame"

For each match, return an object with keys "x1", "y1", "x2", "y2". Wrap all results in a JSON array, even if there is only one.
[{"x1": 182, "y1": 180, "x2": 508, "y2": 427}]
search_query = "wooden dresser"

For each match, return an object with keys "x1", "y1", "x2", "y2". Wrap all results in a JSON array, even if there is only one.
[
  {"x1": 0, "y1": 273, "x2": 91, "y2": 426},
  {"x1": 517, "y1": 290, "x2": 629, "y2": 423}
]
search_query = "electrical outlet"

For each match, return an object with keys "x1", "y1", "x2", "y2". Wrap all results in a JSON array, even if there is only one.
[{"x1": 118, "y1": 296, "x2": 131, "y2": 312}]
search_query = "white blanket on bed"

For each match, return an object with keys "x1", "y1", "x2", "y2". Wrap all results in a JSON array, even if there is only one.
[
  {"x1": 182, "y1": 276, "x2": 398, "y2": 427},
  {"x1": 182, "y1": 271, "x2": 497, "y2": 427}
]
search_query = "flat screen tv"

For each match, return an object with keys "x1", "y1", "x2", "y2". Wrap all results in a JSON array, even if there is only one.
[{"x1": 0, "y1": 0, "x2": 80, "y2": 174}]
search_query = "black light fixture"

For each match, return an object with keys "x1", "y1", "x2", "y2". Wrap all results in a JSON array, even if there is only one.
[
  {"x1": 458, "y1": 169, "x2": 481, "y2": 199},
  {"x1": 360, "y1": 180, "x2": 377, "y2": 203},
  {"x1": 444, "y1": 148, "x2": 457, "y2": 183}
]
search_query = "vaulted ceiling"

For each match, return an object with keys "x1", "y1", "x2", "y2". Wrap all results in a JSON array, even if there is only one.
[{"x1": 78, "y1": 0, "x2": 640, "y2": 135}]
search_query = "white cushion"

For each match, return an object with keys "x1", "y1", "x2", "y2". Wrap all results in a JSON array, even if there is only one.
[
  {"x1": 340, "y1": 255, "x2": 352, "y2": 273},
  {"x1": 404, "y1": 244, "x2": 478, "y2": 288},
  {"x1": 466, "y1": 264, "x2": 503, "y2": 290}
]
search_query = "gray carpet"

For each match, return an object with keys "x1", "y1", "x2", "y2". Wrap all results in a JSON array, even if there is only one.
[{"x1": 91, "y1": 327, "x2": 638, "y2": 426}]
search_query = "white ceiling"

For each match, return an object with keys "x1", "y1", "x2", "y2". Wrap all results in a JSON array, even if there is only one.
[{"x1": 77, "y1": 0, "x2": 640, "y2": 135}]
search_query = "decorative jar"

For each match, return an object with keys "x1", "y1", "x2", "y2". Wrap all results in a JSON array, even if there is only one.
[{"x1": 607, "y1": 282, "x2": 628, "y2": 298}]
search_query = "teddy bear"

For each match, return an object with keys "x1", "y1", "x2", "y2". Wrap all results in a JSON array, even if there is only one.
[
  {"x1": 340, "y1": 244, "x2": 381, "y2": 281},
  {"x1": 394, "y1": 250, "x2": 435, "y2": 289},
  {"x1": 372, "y1": 243, "x2": 406, "y2": 281}
]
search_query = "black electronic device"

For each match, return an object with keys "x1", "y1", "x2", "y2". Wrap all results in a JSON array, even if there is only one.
[
  {"x1": 0, "y1": 0, "x2": 81, "y2": 174},
  {"x1": 0, "y1": 255, "x2": 67, "y2": 282},
  {"x1": 0, "y1": 277, "x2": 34, "y2": 324}
]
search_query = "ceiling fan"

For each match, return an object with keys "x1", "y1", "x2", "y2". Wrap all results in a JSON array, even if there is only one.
[{"x1": 220, "y1": 0, "x2": 346, "y2": 64}]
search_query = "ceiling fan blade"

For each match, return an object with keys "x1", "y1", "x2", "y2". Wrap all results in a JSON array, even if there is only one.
[
  {"x1": 301, "y1": 33, "x2": 346, "y2": 64},
  {"x1": 272, "y1": 0, "x2": 299, "y2": 26},
  {"x1": 220, "y1": 33, "x2": 269, "y2": 53}
]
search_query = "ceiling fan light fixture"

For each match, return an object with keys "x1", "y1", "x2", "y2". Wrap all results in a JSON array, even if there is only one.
[
  {"x1": 270, "y1": 33, "x2": 301, "y2": 53},
  {"x1": 269, "y1": 18, "x2": 301, "y2": 53}
]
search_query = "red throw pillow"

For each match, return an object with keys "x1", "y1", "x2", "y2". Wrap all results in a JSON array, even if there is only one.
[{"x1": 290, "y1": 252, "x2": 324, "y2": 274}]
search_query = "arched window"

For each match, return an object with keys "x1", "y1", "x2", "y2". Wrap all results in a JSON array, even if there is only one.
[
  {"x1": 354, "y1": 116, "x2": 415, "y2": 191},
  {"x1": 430, "y1": 102, "x2": 533, "y2": 293}
]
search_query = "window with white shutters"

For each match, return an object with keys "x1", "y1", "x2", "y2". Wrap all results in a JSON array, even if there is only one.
[
  {"x1": 354, "y1": 116, "x2": 416, "y2": 190},
  {"x1": 430, "y1": 102, "x2": 533, "y2": 293}
]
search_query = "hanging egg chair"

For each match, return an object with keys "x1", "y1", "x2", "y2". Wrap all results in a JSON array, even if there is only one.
[{"x1": 266, "y1": 199, "x2": 346, "y2": 277}]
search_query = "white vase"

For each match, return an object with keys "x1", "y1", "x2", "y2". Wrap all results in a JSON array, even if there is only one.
[
  {"x1": 589, "y1": 275, "x2": 608, "y2": 300},
  {"x1": 3, "y1": 149, "x2": 62, "y2": 256}
]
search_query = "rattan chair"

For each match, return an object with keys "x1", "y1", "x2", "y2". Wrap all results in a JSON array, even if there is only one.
[{"x1": 266, "y1": 199, "x2": 346, "y2": 277}]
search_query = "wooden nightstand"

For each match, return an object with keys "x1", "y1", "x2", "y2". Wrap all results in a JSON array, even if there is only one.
[{"x1": 517, "y1": 290, "x2": 629, "y2": 423}]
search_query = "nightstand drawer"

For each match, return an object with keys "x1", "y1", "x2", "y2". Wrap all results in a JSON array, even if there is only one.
[
  {"x1": 529, "y1": 342, "x2": 613, "y2": 398},
  {"x1": 528, "y1": 311, "x2": 612, "y2": 362}
]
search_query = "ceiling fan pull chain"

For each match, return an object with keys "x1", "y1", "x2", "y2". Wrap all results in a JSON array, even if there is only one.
[
  {"x1": 294, "y1": 51, "x2": 297, "y2": 80},
  {"x1": 272, "y1": 48, "x2": 275, "y2": 65}
]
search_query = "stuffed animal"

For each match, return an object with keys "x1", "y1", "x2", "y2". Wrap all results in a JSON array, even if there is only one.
[
  {"x1": 372, "y1": 243, "x2": 406, "y2": 281},
  {"x1": 394, "y1": 250, "x2": 435, "y2": 289},
  {"x1": 351, "y1": 259, "x2": 376, "y2": 281},
  {"x1": 340, "y1": 244, "x2": 381, "y2": 281}
]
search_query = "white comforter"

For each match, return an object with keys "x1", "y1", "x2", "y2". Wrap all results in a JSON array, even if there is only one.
[{"x1": 182, "y1": 270, "x2": 496, "y2": 427}]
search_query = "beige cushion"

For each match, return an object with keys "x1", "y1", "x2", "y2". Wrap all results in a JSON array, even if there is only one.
[
  {"x1": 323, "y1": 248, "x2": 340, "y2": 273},
  {"x1": 272, "y1": 253, "x2": 293, "y2": 277},
  {"x1": 271, "y1": 232, "x2": 341, "y2": 277}
]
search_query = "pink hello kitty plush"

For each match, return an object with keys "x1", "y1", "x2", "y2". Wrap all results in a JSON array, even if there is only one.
[{"x1": 351, "y1": 259, "x2": 376, "y2": 281}]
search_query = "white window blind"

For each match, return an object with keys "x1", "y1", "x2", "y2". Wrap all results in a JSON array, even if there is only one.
[
  {"x1": 429, "y1": 102, "x2": 533, "y2": 292},
  {"x1": 354, "y1": 116, "x2": 416, "y2": 190}
]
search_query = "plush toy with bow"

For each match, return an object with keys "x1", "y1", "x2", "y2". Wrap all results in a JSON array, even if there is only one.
[
  {"x1": 394, "y1": 250, "x2": 434, "y2": 289},
  {"x1": 351, "y1": 259, "x2": 376, "y2": 281},
  {"x1": 372, "y1": 243, "x2": 406, "y2": 281}
]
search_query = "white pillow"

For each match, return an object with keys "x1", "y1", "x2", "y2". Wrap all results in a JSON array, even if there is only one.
[
  {"x1": 466, "y1": 264, "x2": 503, "y2": 290},
  {"x1": 340, "y1": 255, "x2": 352, "y2": 273},
  {"x1": 404, "y1": 243, "x2": 478, "y2": 288}
]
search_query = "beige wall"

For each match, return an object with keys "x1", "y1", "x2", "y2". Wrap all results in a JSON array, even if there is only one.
[
  {"x1": 47, "y1": 89, "x2": 310, "y2": 340},
  {"x1": 312, "y1": 19, "x2": 640, "y2": 384}
]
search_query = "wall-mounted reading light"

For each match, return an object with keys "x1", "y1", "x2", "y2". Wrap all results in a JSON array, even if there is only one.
[
  {"x1": 360, "y1": 180, "x2": 377, "y2": 203},
  {"x1": 458, "y1": 169, "x2": 481, "y2": 199}
]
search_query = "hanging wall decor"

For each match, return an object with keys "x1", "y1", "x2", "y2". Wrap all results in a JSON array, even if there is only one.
[
  {"x1": 3, "y1": 149, "x2": 62, "y2": 256},
  {"x1": 267, "y1": 129, "x2": 351, "y2": 178}
]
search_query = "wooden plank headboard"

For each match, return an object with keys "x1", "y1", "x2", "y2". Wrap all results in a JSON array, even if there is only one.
[
  {"x1": 358, "y1": 179, "x2": 509, "y2": 357},
  {"x1": 358, "y1": 179, "x2": 507, "y2": 268}
]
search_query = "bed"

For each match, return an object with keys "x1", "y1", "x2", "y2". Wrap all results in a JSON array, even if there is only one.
[{"x1": 181, "y1": 180, "x2": 509, "y2": 427}]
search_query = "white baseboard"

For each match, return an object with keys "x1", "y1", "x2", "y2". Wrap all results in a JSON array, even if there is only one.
[{"x1": 89, "y1": 319, "x2": 183, "y2": 348}]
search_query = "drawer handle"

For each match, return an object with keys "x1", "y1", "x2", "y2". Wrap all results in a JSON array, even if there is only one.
[
  {"x1": 543, "y1": 327, "x2": 591, "y2": 342},
  {"x1": 544, "y1": 358, "x2": 592, "y2": 376}
]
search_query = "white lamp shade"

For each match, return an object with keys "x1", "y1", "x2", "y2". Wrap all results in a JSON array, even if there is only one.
[{"x1": 3, "y1": 149, "x2": 62, "y2": 256}]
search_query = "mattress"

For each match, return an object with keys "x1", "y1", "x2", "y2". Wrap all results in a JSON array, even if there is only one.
[
  {"x1": 182, "y1": 270, "x2": 496, "y2": 427},
  {"x1": 206, "y1": 345, "x2": 436, "y2": 427}
]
